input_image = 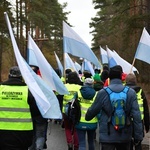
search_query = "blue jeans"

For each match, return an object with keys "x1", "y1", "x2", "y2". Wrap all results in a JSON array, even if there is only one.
[
  {"x1": 29, "y1": 117, "x2": 48, "y2": 150},
  {"x1": 76, "y1": 129, "x2": 95, "y2": 150}
]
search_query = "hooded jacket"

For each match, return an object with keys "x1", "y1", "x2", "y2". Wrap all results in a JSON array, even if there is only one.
[{"x1": 85, "y1": 79, "x2": 143, "y2": 143}]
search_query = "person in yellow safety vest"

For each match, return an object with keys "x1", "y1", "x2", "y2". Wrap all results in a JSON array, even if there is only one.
[
  {"x1": 75, "y1": 78, "x2": 98, "y2": 150},
  {"x1": 125, "y1": 73, "x2": 149, "y2": 150},
  {"x1": 62, "y1": 71, "x2": 82, "y2": 150},
  {"x1": 0, "y1": 66, "x2": 40, "y2": 150}
]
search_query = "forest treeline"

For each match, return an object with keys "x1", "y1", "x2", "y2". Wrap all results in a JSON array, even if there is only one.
[{"x1": 0, "y1": 0, "x2": 150, "y2": 88}]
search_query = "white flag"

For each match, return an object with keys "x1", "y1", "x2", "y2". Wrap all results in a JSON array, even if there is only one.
[
  {"x1": 135, "y1": 27, "x2": 150, "y2": 64},
  {"x1": 63, "y1": 21, "x2": 101, "y2": 68},
  {"x1": 28, "y1": 33, "x2": 69, "y2": 95},
  {"x1": 4, "y1": 12, "x2": 62, "y2": 119}
]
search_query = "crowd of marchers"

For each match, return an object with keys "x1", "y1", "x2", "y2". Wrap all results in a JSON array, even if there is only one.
[{"x1": 0, "y1": 65, "x2": 149, "y2": 150}]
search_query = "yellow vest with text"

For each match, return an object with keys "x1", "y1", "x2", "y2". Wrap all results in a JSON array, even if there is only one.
[
  {"x1": 78, "y1": 92, "x2": 98, "y2": 123},
  {"x1": 0, "y1": 85, "x2": 33, "y2": 130},
  {"x1": 63, "y1": 83, "x2": 81, "y2": 113}
]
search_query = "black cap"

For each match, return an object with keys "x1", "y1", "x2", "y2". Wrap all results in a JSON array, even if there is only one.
[
  {"x1": 9, "y1": 66, "x2": 21, "y2": 77},
  {"x1": 109, "y1": 65, "x2": 122, "y2": 80}
]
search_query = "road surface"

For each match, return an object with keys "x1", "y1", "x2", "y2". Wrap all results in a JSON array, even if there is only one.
[{"x1": 46, "y1": 120, "x2": 149, "y2": 150}]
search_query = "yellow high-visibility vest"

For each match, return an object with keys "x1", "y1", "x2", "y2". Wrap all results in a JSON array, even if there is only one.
[
  {"x1": 63, "y1": 84, "x2": 81, "y2": 113},
  {"x1": 0, "y1": 85, "x2": 33, "y2": 130},
  {"x1": 78, "y1": 92, "x2": 97, "y2": 123},
  {"x1": 136, "y1": 89, "x2": 144, "y2": 120}
]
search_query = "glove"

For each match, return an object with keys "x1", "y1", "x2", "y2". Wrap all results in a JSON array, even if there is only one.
[{"x1": 134, "y1": 139, "x2": 141, "y2": 146}]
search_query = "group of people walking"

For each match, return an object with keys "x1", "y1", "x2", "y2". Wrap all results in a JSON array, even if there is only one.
[
  {"x1": 60, "y1": 65, "x2": 149, "y2": 150},
  {"x1": 0, "y1": 65, "x2": 149, "y2": 150}
]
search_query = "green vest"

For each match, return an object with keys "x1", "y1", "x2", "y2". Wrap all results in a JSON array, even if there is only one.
[
  {"x1": 0, "y1": 85, "x2": 33, "y2": 130},
  {"x1": 78, "y1": 92, "x2": 98, "y2": 123},
  {"x1": 136, "y1": 89, "x2": 144, "y2": 120},
  {"x1": 63, "y1": 84, "x2": 81, "y2": 113}
]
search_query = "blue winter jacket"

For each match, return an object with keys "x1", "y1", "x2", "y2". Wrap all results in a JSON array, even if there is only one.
[{"x1": 85, "y1": 79, "x2": 143, "y2": 143}]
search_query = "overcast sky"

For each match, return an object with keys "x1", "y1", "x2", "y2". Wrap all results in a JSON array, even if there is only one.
[{"x1": 58, "y1": 0, "x2": 97, "y2": 47}]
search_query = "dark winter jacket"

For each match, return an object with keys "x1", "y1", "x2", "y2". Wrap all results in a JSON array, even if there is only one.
[
  {"x1": 85, "y1": 79, "x2": 143, "y2": 143},
  {"x1": 126, "y1": 82, "x2": 149, "y2": 133}
]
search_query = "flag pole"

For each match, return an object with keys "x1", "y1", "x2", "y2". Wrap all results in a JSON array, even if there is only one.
[
  {"x1": 105, "y1": 45, "x2": 110, "y2": 69},
  {"x1": 130, "y1": 57, "x2": 136, "y2": 73},
  {"x1": 62, "y1": 33, "x2": 66, "y2": 83},
  {"x1": 62, "y1": 21, "x2": 66, "y2": 84},
  {"x1": 99, "y1": 46, "x2": 103, "y2": 71},
  {"x1": 63, "y1": 52, "x2": 66, "y2": 83}
]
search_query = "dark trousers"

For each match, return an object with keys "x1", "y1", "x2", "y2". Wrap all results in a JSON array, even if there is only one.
[
  {"x1": 29, "y1": 117, "x2": 48, "y2": 150},
  {"x1": 76, "y1": 129, "x2": 96, "y2": 150},
  {"x1": 0, "y1": 130, "x2": 33, "y2": 150},
  {"x1": 130, "y1": 139, "x2": 142, "y2": 150},
  {"x1": 100, "y1": 142, "x2": 130, "y2": 150},
  {"x1": 0, "y1": 148, "x2": 27, "y2": 150}
]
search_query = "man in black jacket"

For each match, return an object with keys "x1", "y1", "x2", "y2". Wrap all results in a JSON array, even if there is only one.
[{"x1": 0, "y1": 66, "x2": 39, "y2": 150}]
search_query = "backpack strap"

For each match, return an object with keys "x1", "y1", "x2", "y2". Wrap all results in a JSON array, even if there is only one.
[
  {"x1": 104, "y1": 87, "x2": 113, "y2": 95},
  {"x1": 122, "y1": 86, "x2": 129, "y2": 94},
  {"x1": 104, "y1": 86, "x2": 129, "y2": 95},
  {"x1": 103, "y1": 87, "x2": 113, "y2": 135}
]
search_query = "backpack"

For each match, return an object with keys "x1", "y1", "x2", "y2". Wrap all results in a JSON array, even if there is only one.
[
  {"x1": 64, "y1": 92, "x2": 81, "y2": 125},
  {"x1": 104, "y1": 86, "x2": 129, "y2": 131}
]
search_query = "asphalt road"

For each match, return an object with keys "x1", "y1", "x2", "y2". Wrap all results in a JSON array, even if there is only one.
[
  {"x1": 46, "y1": 120, "x2": 149, "y2": 150},
  {"x1": 46, "y1": 120, "x2": 100, "y2": 150}
]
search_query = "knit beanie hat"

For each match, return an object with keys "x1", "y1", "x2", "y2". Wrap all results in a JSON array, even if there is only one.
[
  {"x1": 109, "y1": 65, "x2": 122, "y2": 80},
  {"x1": 9, "y1": 66, "x2": 22, "y2": 78},
  {"x1": 125, "y1": 73, "x2": 137, "y2": 84},
  {"x1": 93, "y1": 74, "x2": 101, "y2": 82},
  {"x1": 84, "y1": 78, "x2": 94, "y2": 86}
]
